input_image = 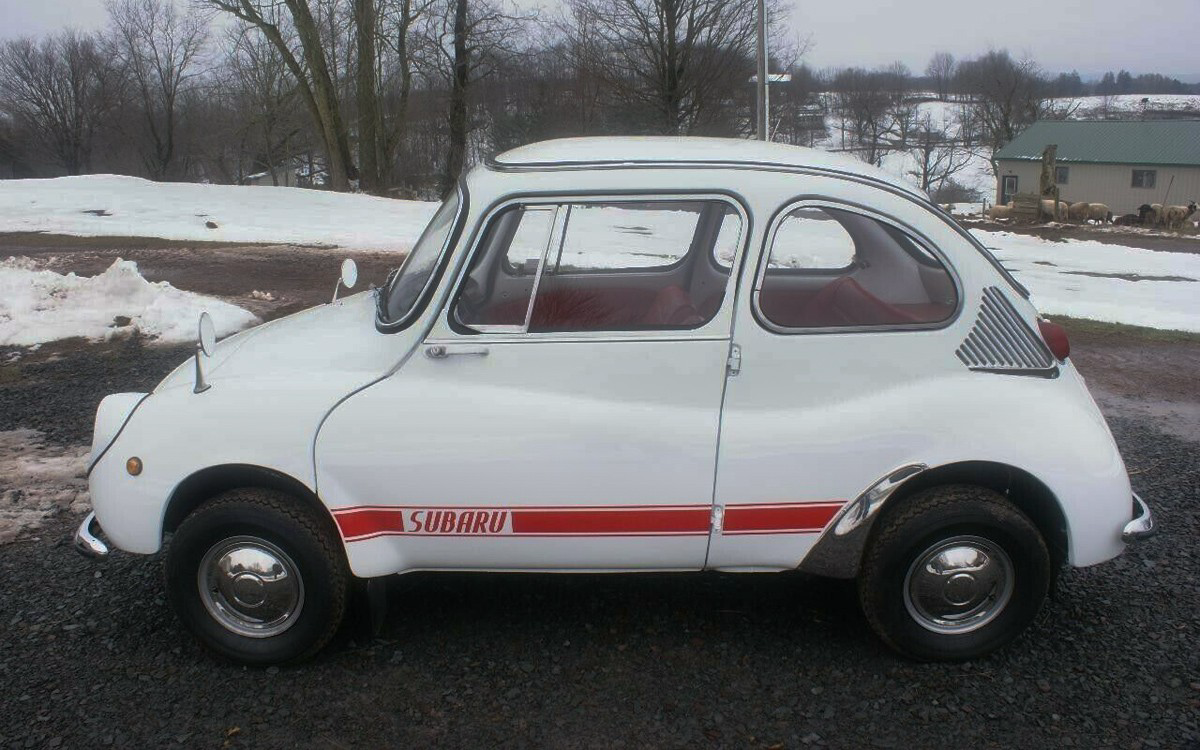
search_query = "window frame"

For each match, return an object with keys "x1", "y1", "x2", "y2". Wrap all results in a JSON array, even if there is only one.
[
  {"x1": 1131, "y1": 169, "x2": 1157, "y2": 189},
  {"x1": 751, "y1": 197, "x2": 964, "y2": 336},
  {"x1": 445, "y1": 191, "x2": 750, "y2": 340}
]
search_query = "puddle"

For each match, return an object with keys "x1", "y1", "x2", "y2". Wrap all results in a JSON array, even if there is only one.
[{"x1": 0, "y1": 430, "x2": 89, "y2": 543}]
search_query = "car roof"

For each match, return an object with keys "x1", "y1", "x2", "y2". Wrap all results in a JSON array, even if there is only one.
[{"x1": 491, "y1": 137, "x2": 928, "y2": 201}]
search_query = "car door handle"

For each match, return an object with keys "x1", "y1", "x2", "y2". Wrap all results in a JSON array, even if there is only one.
[{"x1": 425, "y1": 345, "x2": 489, "y2": 359}]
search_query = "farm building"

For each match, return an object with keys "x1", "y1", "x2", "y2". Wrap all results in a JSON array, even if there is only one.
[{"x1": 993, "y1": 120, "x2": 1200, "y2": 215}]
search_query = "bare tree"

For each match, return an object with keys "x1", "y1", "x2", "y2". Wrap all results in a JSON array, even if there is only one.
[
  {"x1": 564, "y1": 0, "x2": 776, "y2": 135},
  {"x1": 956, "y1": 49, "x2": 1050, "y2": 153},
  {"x1": 419, "y1": 0, "x2": 529, "y2": 193},
  {"x1": 206, "y1": 0, "x2": 358, "y2": 190},
  {"x1": 926, "y1": 51, "x2": 955, "y2": 101},
  {"x1": 906, "y1": 111, "x2": 974, "y2": 198},
  {"x1": 0, "y1": 32, "x2": 118, "y2": 175},
  {"x1": 106, "y1": 0, "x2": 207, "y2": 179},
  {"x1": 831, "y1": 66, "x2": 909, "y2": 165}
]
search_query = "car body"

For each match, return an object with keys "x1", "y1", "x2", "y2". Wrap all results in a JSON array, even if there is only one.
[{"x1": 77, "y1": 137, "x2": 1153, "y2": 664}]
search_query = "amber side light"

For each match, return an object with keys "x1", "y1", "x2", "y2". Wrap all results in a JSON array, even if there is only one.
[{"x1": 126, "y1": 457, "x2": 143, "y2": 476}]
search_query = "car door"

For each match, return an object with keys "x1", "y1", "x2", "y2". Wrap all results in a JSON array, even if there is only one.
[
  {"x1": 708, "y1": 195, "x2": 964, "y2": 570},
  {"x1": 316, "y1": 194, "x2": 747, "y2": 573}
]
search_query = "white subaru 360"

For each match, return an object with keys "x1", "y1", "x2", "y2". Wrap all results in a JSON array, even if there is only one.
[{"x1": 77, "y1": 137, "x2": 1153, "y2": 665}]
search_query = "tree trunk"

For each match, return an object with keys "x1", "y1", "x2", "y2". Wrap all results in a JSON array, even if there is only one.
[
  {"x1": 354, "y1": 0, "x2": 381, "y2": 192},
  {"x1": 444, "y1": 0, "x2": 469, "y2": 196}
]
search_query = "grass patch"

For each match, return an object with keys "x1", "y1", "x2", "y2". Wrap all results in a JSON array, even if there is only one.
[{"x1": 1053, "y1": 316, "x2": 1200, "y2": 344}]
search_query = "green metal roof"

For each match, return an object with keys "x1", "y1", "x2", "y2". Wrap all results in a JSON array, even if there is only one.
[{"x1": 993, "y1": 120, "x2": 1200, "y2": 167}]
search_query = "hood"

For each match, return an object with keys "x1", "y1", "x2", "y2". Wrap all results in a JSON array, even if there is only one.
[{"x1": 156, "y1": 292, "x2": 407, "y2": 391}]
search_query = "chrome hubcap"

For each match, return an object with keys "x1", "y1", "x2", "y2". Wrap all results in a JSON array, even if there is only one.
[
  {"x1": 198, "y1": 536, "x2": 304, "y2": 638},
  {"x1": 903, "y1": 535, "x2": 1014, "y2": 634}
]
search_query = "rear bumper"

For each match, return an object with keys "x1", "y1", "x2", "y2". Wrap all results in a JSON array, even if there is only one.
[
  {"x1": 74, "y1": 512, "x2": 110, "y2": 558},
  {"x1": 1122, "y1": 493, "x2": 1155, "y2": 543}
]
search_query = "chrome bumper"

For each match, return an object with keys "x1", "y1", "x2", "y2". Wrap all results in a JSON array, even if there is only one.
[
  {"x1": 1122, "y1": 493, "x2": 1155, "y2": 543},
  {"x1": 74, "y1": 512, "x2": 110, "y2": 558}
]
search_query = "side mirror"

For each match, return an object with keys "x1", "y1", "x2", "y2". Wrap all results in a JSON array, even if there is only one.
[
  {"x1": 194, "y1": 311, "x2": 215, "y2": 394},
  {"x1": 333, "y1": 258, "x2": 358, "y2": 303},
  {"x1": 198, "y1": 311, "x2": 216, "y2": 357}
]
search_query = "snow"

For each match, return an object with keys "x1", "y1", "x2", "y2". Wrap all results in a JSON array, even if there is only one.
[
  {"x1": 0, "y1": 175, "x2": 437, "y2": 252},
  {"x1": 0, "y1": 257, "x2": 259, "y2": 346},
  {"x1": 0, "y1": 430, "x2": 89, "y2": 544},
  {"x1": 973, "y1": 229, "x2": 1200, "y2": 332}
]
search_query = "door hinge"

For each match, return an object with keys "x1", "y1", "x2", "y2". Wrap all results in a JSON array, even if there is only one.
[
  {"x1": 726, "y1": 344, "x2": 742, "y2": 376},
  {"x1": 711, "y1": 505, "x2": 724, "y2": 533}
]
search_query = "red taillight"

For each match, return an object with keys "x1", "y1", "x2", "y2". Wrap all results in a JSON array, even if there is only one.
[{"x1": 1037, "y1": 318, "x2": 1070, "y2": 361}]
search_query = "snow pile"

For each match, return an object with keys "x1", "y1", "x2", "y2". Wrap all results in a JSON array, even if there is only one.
[
  {"x1": 975, "y1": 229, "x2": 1200, "y2": 332},
  {"x1": 0, "y1": 430, "x2": 89, "y2": 544},
  {"x1": 0, "y1": 175, "x2": 438, "y2": 252},
  {"x1": 0, "y1": 257, "x2": 259, "y2": 346}
]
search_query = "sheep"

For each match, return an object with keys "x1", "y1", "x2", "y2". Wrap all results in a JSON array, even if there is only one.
[
  {"x1": 1113, "y1": 213, "x2": 1141, "y2": 226},
  {"x1": 1086, "y1": 203, "x2": 1112, "y2": 224},
  {"x1": 987, "y1": 204, "x2": 1012, "y2": 220},
  {"x1": 1147, "y1": 203, "x2": 1164, "y2": 225},
  {"x1": 1038, "y1": 199, "x2": 1070, "y2": 221},
  {"x1": 1067, "y1": 202, "x2": 1091, "y2": 222},
  {"x1": 1161, "y1": 200, "x2": 1198, "y2": 230}
]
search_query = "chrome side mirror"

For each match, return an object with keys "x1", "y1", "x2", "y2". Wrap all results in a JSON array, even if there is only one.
[
  {"x1": 194, "y1": 311, "x2": 215, "y2": 394},
  {"x1": 332, "y1": 258, "x2": 358, "y2": 303}
]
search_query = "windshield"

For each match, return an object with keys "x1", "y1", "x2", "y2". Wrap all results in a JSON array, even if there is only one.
[{"x1": 380, "y1": 189, "x2": 462, "y2": 325}]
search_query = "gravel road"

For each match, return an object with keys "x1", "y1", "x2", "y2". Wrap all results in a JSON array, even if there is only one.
[{"x1": 0, "y1": 256, "x2": 1197, "y2": 748}]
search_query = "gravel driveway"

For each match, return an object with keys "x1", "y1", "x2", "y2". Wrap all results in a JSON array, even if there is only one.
[{"x1": 0, "y1": 248, "x2": 1196, "y2": 749}]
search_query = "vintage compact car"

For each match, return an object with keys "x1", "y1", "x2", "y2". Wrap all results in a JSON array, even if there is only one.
[{"x1": 76, "y1": 137, "x2": 1153, "y2": 665}]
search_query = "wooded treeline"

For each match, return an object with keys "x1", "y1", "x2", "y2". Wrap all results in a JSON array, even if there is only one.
[{"x1": 0, "y1": 0, "x2": 1195, "y2": 197}]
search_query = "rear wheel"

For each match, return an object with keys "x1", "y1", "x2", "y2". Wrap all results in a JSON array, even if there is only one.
[
  {"x1": 858, "y1": 484, "x2": 1050, "y2": 661},
  {"x1": 165, "y1": 488, "x2": 349, "y2": 665}
]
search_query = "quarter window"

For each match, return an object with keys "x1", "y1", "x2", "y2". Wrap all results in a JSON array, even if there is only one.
[
  {"x1": 757, "y1": 206, "x2": 957, "y2": 330},
  {"x1": 454, "y1": 200, "x2": 741, "y2": 333},
  {"x1": 1131, "y1": 169, "x2": 1156, "y2": 189}
]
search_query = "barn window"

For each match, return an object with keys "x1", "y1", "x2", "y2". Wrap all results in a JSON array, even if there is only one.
[
  {"x1": 1054, "y1": 166, "x2": 1069, "y2": 185},
  {"x1": 1132, "y1": 169, "x2": 1157, "y2": 189}
]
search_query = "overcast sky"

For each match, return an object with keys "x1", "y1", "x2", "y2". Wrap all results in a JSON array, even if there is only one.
[{"x1": 0, "y1": 0, "x2": 1196, "y2": 79}]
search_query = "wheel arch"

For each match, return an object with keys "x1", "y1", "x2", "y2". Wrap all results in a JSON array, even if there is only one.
[
  {"x1": 162, "y1": 464, "x2": 342, "y2": 545},
  {"x1": 876, "y1": 461, "x2": 1069, "y2": 571},
  {"x1": 801, "y1": 460, "x2": 1069, "y2": 578}
]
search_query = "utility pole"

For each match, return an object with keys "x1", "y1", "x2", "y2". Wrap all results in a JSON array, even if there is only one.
[{"x1": 755, "y1": 0, "x2": 769, "y2": 140}]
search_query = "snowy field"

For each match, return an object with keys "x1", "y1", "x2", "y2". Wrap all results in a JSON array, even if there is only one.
[
  {"x1": 0, "y1": 175, "x2": 437, "y2": 251},
  {"x1": 975, "y1": 229, "x2": 1200, "y2": 332}
]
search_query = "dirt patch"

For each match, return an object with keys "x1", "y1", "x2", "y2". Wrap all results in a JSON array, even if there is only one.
[
  {"x1": 958, "y1": 217, "x2": 1200, "y2": 254},
  {"x1": 1063, "y1": 270, "x2": 1196, "y2": 283},
  {"x1": 0, "y1": 430, "x2": 88, "y2": 543}
]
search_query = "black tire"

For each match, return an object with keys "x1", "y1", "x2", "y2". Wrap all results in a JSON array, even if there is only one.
[
  {"x1": 165, "y1": 488, "x2": 350, "y2": 666},
  {"x1": 858, "y1": 484, "x2": 1050, "y2": 661}
]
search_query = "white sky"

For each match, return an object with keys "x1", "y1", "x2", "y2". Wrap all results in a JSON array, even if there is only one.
[{"x1": 0, "y1": 0, "x2": 1196, "y2": 78}]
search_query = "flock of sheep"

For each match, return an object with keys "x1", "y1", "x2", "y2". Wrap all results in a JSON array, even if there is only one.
[{"x1": 987, "y1": 199, "x2": 1199, "y2": 230}]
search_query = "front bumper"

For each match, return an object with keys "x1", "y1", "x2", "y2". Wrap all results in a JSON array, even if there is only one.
[
  {"x1": 1122, "y1": 493, "x2": 1155, "y2": 543},
  {"x1": 74, "y1": 512, "x2": 110, "y2": 558}
]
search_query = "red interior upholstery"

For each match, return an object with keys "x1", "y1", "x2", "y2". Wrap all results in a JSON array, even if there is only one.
[
  {"x1": 760, "y1": 276, "x2": 948, "y2": 328},
  {"x1": 476, "y1": 284, "x2": 702, "y2": 331}
]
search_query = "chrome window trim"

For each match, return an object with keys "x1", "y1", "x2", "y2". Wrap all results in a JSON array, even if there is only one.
[
  {"x1": 442, "y1": 191, "x2": 750, "y2": 341},
  {"x1": 750, "y1": 197, "x2": 965, "y2": 336},
  {"x1": 376, "y1": 182, "x2": 468, "y2": 333}
]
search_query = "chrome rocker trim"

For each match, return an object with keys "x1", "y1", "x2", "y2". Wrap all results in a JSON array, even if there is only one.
[
  {"x1": 1122, "y1": 493, "x2": 1155, "y2": 543},
  {"x1": 74, "y1": 512, "x2": 111, "y2": 558},
  {"x1": 799, "y1": 463, "x2": 927, "y2": 578}
]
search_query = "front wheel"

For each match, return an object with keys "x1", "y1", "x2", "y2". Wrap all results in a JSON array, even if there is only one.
[
  {"x1": 858, "y1": 485, "x2": 1051, "y2": 661},
  {"x1": 165, "y1": 489, "x2": 350, "y2": 665}
]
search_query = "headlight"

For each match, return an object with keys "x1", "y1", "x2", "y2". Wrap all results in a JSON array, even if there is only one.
[{"x1": 88, "y1": 393, "x2": 150, "y2": 472}]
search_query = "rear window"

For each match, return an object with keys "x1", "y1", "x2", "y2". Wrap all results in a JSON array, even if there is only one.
[{"x1": 757, "y1": 205, "x2": 957, "y2": 330}]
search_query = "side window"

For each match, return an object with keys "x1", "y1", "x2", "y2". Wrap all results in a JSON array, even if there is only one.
[
  {"x1": 453, "y1": 199, "x2": 741, "y2": 333},
  {"x1": 757, "y1": 205, "x2": 957, "y2": 330}
]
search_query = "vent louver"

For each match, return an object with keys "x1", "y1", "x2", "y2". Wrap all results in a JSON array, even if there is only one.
[{"x1": 956, "y1": 287, "x2": 1056, "y2": 375}]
